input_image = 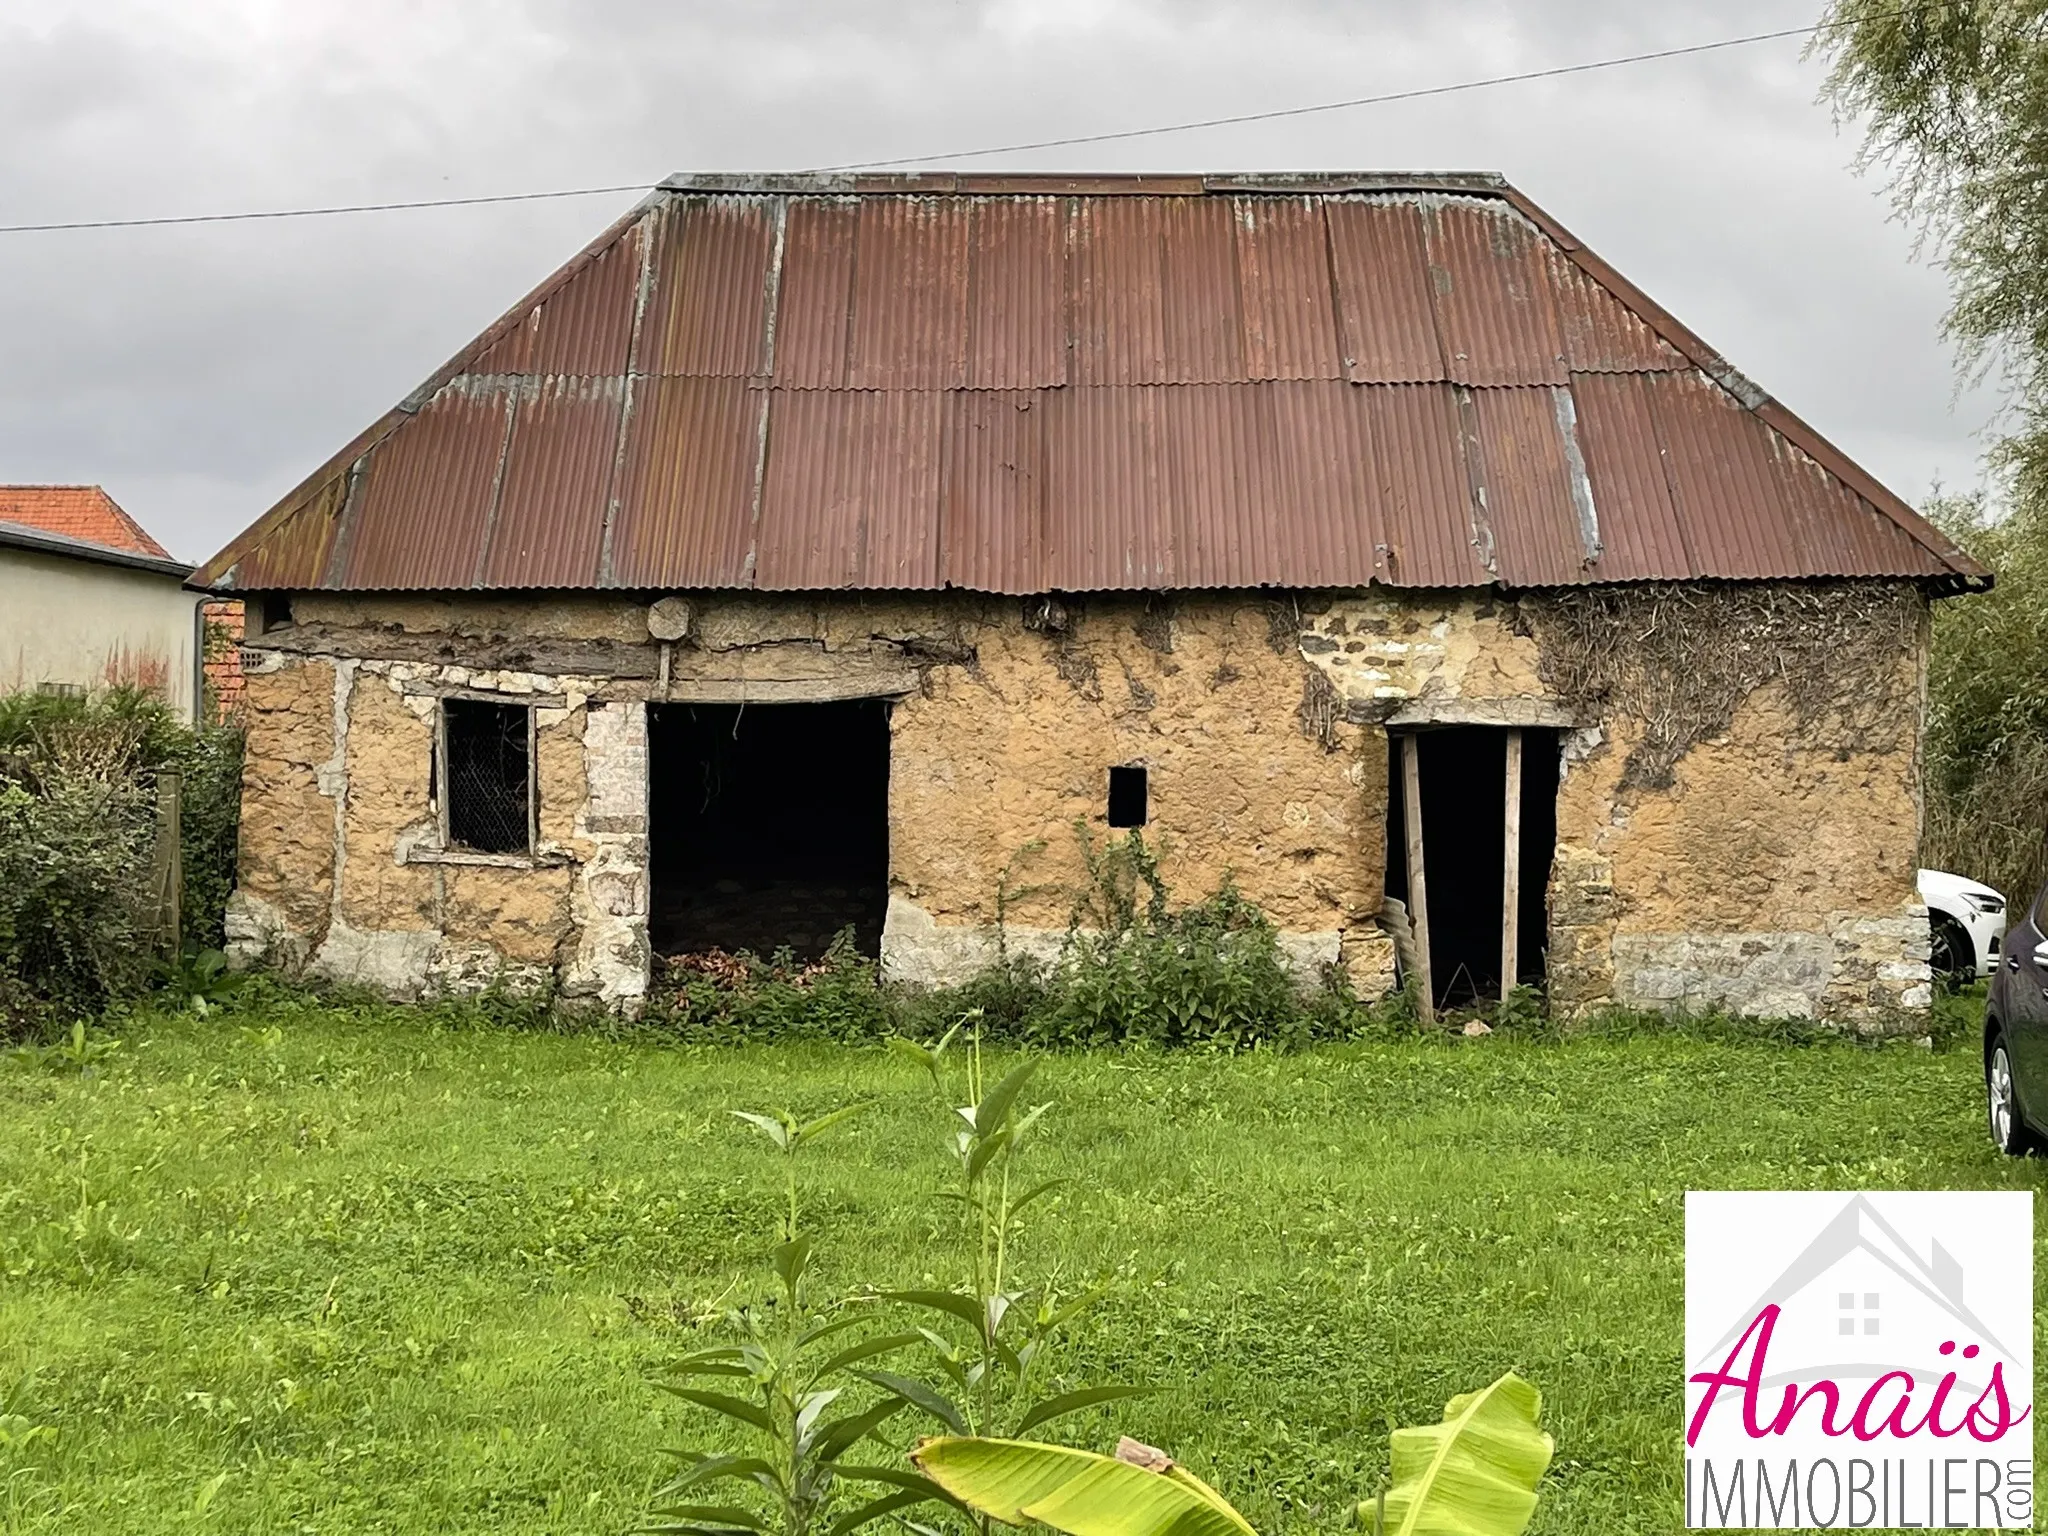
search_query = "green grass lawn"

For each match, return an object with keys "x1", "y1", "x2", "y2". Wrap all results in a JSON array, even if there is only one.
[{"x1": 0, "y1": 996, "x2": 2039, "y2": 1535}]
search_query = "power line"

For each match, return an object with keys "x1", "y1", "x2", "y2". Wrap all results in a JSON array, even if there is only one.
[
  {"x1": 0, "y1": 6, "x2": 1929, "y2": 236},
  {"x1": 817, "y1": 16, "x2": 1877, "y2": 172},
  {"x1": 0, "y1": 182, "x2": 653, "y2": 235}
]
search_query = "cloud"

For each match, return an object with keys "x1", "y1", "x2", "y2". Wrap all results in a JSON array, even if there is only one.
[{"x1": 0, "y1": 0, "x2": 1994, "y2": 561}]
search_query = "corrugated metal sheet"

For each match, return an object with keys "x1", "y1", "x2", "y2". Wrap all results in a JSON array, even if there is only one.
[
  {"x1": 479, "y1": 375, "x2": 623, "y2": 587},
  {"x1": 1234, "y1": 196, "x2": 1342, "y2": 381},
  {"x1": 645, "y1": 196, "x2": 776, "y2": 378},
  {"x1": 609, "y1": 375, "x2": 761, "y2": 588},
  {"x1": 1544, "y1": 244, "x2": 1686, "y2": 374},
  {"x1": 470, "y1": 223, "x2": 643, "y2": 378},
  {"x1": 965, "y1": 199, "x2": 1066, "y2": 390},
  {"x1": 200, "y1": 174, "x2": 1987, "y2": 596},
  {"x1": 1652, "y1": 368, "x2": 1816, "y2": 581},
  {"x1": 236, "y1": 474, "x2": 346, "y2": 590},
  {"x1": 756, "y1": 389, "x2": 944, "y2": 588},
  {"x1": 1423, "y1": 199, "x2": 1568, "y2": 388},
  {"x1": 1157, "y1": 196, "x2": 1243, "y2": 385},
  {"x1": 1042, "y1": 384, "x2": 1171, "y2": 588},
  {"x1": 940, "y1": 389, "x2": 1045, "y2": 591},
  {"x1": 772, "y1": 199, "x2": 857, "y2": 388},
  {"x1": 1360, "y1": 384, "x2": 1493, "y2": 589},
  {"x1": 1568, "y1": 371, "x2": 1695, "y2": 580},
  {"x1": 1326, "y1": 200, "x2": 1442, "y2": 384},
  {"x1": 849, "y1": 199, "x2": 972, "y2": 390},
  {"x1": 1261, "y1": 379, "x2": 1385, "y2": 588},
  {"x1": 1070, "y1": 197, "x2": 1170, "y2": 388},
  {"x1": 1468, "y1": 385, "x2": 1590, "y2": 587},
  {"x1": 338, "y1": 380, "x2": 514, "y2": 589}
]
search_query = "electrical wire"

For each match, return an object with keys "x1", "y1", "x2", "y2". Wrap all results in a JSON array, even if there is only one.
[
  {"x1": 811, "y1": 15, "x2": 1883, "y2": 172},
  {"x1": 0, "y1": 182, "x2": 653, "y2": 235},
  {"x1": 0, "y1": 5, "x2": 1938, "y2": 236}
]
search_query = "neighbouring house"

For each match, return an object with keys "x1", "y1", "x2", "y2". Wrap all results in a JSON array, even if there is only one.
[
  {"x1": 0, "y1": 485, "x2": 212, "y2": 722},
  {"x1": 192, "y1": 172, "x2": 1987, "y2": 1024}
]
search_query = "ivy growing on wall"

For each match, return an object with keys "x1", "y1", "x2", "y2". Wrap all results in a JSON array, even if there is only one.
[{"x1": 1526, "y1": 582, "x2": 1925, "y2": 791}]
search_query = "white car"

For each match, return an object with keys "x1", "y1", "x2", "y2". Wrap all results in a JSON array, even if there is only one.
[{"x1": 1918, "y1": 867, "x2": 2006, "y2": 981}]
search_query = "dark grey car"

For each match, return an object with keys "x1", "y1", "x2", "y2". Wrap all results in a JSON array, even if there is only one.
[{"x1": 1984, "y1": 882, "x2": 2048, "y2": 1153}]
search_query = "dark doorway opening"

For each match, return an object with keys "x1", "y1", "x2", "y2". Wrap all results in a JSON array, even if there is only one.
[
  {"x1": 1385, "y1": 726, "x2": 1559, "y2": 1011},
  {"x1": 648, "y1": 700, "x2": 891, "y2": 960}
]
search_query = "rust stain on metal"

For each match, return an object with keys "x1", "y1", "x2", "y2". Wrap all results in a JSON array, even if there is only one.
[
  {"x1": 610, "y1": 375, "x2": 759, "y2": 588},
  {"x1": 1326, "y1": 200, "x2": 1443, "y2": 385},
  {"x1": 480, "y1": 375, "x2": 624, "y2": 587},
  {"x1": 965, "y1": 199, "x2": 1066, "y2": 390},
  {"x1": 1233, "y1": 195, "x2": 1342, "y2": 381},
  {"x1": 1567, "y1": 371, "x2": 1695, "y2": 579},
  {"x1": 1423, "y1": 199, "x2": 1569, "y2": 388},
  {"x1": 198, "y1": 173, "x2": 1987, "y2": 597},
  {"x1": 338, "y1": 380, "x2": 515, "y2": 589}
]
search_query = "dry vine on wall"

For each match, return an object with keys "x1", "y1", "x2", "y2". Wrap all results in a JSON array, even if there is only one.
[{"x1": 1527, "y1": 582, "x2": 1926, "y2": 791}]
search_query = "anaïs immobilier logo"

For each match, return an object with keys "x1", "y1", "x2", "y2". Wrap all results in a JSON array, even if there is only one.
[{"x1": 1686, "y1": 1192, "x2": 2033, "y2": 1529}]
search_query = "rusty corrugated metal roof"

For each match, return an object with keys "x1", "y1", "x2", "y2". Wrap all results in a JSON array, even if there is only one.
[{"x1": 196, "y1": 172, "x2": 1988, "y2": 596}]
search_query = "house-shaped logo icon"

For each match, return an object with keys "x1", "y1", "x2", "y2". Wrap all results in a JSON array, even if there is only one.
[{"x1": 1692, "y1": 1193, "x2": 2020, "y2": 1394}]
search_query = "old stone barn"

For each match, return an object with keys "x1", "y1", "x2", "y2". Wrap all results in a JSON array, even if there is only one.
[{"x1": 195, "y1": 173, "x2": 1985, "y2": 1024}]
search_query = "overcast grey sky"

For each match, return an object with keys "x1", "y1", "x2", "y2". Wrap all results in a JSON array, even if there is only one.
[{"x1": 0, "y1": 0, "x2": 1996, "y2": 563}]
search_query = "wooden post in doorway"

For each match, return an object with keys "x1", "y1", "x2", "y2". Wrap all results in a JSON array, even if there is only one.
[
  {"x1": 1501, "y1": 730, "x2": 1522, "y2": 1000},
  {"x1": 1399, "y1": 734, "x2": 1434, "y2": 1023},
  {"x1": 152, "y1": 767, "x2": 183, "y2": 956}
]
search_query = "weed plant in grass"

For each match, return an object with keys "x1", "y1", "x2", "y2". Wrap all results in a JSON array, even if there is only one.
[{"x1": 0, "y1": 992, "x2": 2039, "y2": 1535}]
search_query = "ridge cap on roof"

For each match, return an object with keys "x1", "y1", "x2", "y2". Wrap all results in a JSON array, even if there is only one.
[{"x1": 655, "y1": 169, "x2": 1513, "y2": 197}]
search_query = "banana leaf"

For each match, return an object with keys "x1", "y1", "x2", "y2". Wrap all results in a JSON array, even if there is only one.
[
  {"x1": 911, "y1": 1437, "x2": 1256, "y2": 1536},
  {"x1": 1375, "y1": 1372, "x2": 1552, "y2": 1536}
]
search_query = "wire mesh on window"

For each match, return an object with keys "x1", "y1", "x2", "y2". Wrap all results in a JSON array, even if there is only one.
[{"x1": 444, "y1": 699, "x2": 530, "y2": 854}]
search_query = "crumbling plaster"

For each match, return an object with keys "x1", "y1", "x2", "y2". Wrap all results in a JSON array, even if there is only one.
[
  {"x1": 1293, "y1": 586, "x2": 1930, "y2": 1024},
  {"x1": 227, "y1": 583, "x2": 1931, "y2": 1025}
]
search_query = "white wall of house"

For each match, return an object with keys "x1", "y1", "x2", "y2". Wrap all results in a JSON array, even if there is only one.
[{"x1": 0, "y1": 544, "x2": 203, "y2": 720}]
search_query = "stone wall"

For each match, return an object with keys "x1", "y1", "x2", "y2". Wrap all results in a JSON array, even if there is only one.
[
  {"x1": 883, "y1": 596, "x2": 1385, "y2": 986},
  {"x1": 227, "y1": 646, "x2": 643, "y2": 1006},
  {"x1": 226, "y1": 582, "x2": 1932, "y2": 1025},
  {"x1": 1292, "y1": 584, "x2": 1932, "y2": 1025}
]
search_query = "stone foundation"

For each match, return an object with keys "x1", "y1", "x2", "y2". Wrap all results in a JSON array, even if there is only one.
[{"x1": 227, "y1": 584, "x2": 1933, "y2": 1025}]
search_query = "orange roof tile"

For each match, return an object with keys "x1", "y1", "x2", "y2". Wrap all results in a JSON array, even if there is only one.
[{"x1": 0, "y1": 486, "x2": 170, "y2": 558}]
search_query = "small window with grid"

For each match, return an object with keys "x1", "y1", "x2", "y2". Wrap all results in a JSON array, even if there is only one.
[{"x1": 440, "y1": 698, "x2": 533, "y2": 854}]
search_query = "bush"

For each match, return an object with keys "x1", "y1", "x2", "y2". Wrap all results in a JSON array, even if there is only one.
[
  {"x1": 0, "y1": 765, "x2": 154, "y2": 1033},
  {"x1": 1013, "y1": 828, "x2": 1405, "y2": 1049},
  {"x1": 0, "y1": 688, "x2": 244, "y2": 1036},
  {"x1": 635, "y1": 830, "x2": 1414, "y2": 1051},
  {"x1": 1033, "y1": 883, "x2": 1307, "y2": 1047},
  {"x1": 642, "y1": 932, "x2": 896, "y2": 1042},
  {"x1": 1920, "y1": 491, "x2": 2048, "y2": 905}
]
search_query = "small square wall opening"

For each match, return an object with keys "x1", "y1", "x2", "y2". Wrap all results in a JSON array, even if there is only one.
[
  {"x1": 1107, "y1": 765, "x2": 1148, "y2": 828},
  {"x1": 442, "y1": 698, "x2": 532, "y2": 854},
  {"x1": 255, "y1": 593, "x2": 294, "y2": 634}
]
